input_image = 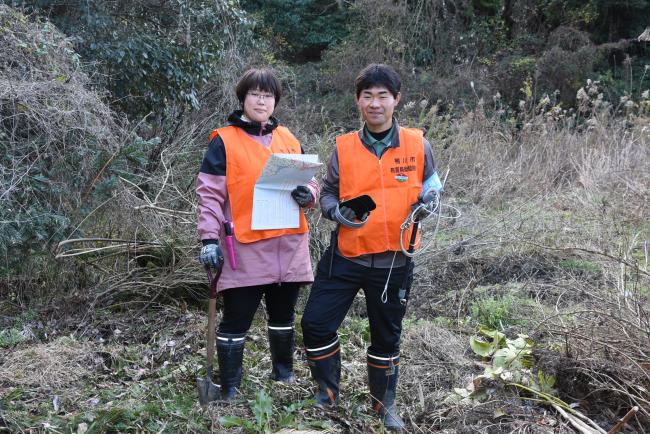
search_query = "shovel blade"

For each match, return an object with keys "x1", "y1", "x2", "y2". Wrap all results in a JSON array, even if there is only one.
[{"x1": 196, "y1": 376, "x2": 221, "y2": 405}]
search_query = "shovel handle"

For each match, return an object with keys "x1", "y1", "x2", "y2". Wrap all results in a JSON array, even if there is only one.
[
  {"x1": 206, "y1": 297, "x2": 216, "y2": 369},
  {"x1": 206, "y1": 267, "x2": 221, "y2": 298},
  {"x1": 205, "y1": 266, "x2": 221, "y2": 371}
]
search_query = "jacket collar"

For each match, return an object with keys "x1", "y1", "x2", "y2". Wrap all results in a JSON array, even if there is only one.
[
  {"x1": 357, "y1": 118, "x2": 401, "y2": 148},
  {"x1": 227, "y1": 110, "x2": 279, "y2": 136}
]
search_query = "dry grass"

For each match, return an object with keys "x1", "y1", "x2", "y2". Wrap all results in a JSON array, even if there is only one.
[
  {"x1": 418, "y1": 106, "x2": 650, "y2": 212},
  {"x1": 401, "y1": 323, "x2": 474, "y2": 393},
  {"x1": 0, "y1": 336, "x2": 94, "y2": 388}
]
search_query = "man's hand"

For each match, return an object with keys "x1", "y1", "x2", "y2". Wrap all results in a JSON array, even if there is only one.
[
  {"x1": 332, "y1": 204, "x2": 368, "y2": 228},
  {"x1": 420, "y1": 189, "x2": 438, "y2": 205},
  {"x1": 412, "y1": 189, "x2": 439, "y2": 221},
  {"x1": 291, "y1": 185, "x2": 314, "y2": 207},
  {"x1": 199, "y1": 243, "x2": 224, "y2": 269}
]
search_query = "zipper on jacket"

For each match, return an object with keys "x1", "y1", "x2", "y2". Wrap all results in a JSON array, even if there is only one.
[{"x1": 378, "y1": 158, "x2": 390, "y2": 250}]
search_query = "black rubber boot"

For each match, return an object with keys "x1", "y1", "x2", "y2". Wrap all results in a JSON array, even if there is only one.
[
  {"x1": 367, "y1": 351, "x2": 405, "y2": 432},
  {"x1": 216, "y1": 332, "x2": 246, "y2": 401},
  {"x1": 268, "y1": 323, "x2": 295, "y2": 382},
  {"x1": 305, "y1": 338, "x2": 341, "y2": 407}
]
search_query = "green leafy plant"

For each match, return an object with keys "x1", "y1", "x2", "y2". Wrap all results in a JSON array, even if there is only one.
[
  {"x1": 470, "y1": 327, "x2": 533, "y2": 384},
  {"x1": 535, "y1": 370, "x2": 557, "y2": 396},
  {"x1": 0, "y1": 310, "x2": 37, "y2": 348},
  {"x1": 219, "y1": 389, "x2": 320, "y2": 433},
  {"x1": 469, "y1": 327, "x2": 506, "y2": 357},
  {"x1": 451, "y1": 328, "x2": 564, "y2": 408},
  {"x1": 0, "y1": 328, "x2": 27, "y2": 349},
  {"x1": 559, "y1": 259, "x2": 601, "y2": 274},
  {"x1": 340, "y1": 317, "x2": 370, "y2": 345},
  {"x1": 469, "y1": 295, "x2": 517, "y2": 330}
]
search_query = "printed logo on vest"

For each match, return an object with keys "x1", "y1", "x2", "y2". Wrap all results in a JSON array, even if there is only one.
[{"x1": 395, "y1": 173, "x2": 408, "y2": 182}]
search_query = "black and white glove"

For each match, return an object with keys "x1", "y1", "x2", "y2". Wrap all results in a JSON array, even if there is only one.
[
  {"x1": 412, "y1": 189, "x2": 439, "y2": 221},
  {"x1": 199, "y1": 242, "x2": 224, "y2": 269},
  {"x1": 331, "y1": 204, "x2": 368, "y2": 228},
  {"x1": 291, "y1": 185, "x2": 314, "y2": 207}
]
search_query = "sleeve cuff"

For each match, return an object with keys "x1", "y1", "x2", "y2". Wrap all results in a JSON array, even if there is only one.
[{"x1": 304, "y1": 184, "x2": 317, "y2": 208}]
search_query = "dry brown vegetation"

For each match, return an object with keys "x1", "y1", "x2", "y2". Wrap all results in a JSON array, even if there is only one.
[{"x1": 0, "y1": 4, "x2": 121, "y2": 212}]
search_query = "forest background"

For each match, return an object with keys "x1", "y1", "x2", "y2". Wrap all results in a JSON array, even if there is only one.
[{"x1": 1, "y1": 0, "x2": 649, "y2": 432}]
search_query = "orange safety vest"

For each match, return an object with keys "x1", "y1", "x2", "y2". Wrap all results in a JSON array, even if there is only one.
[
  {"x1": 210, "y1": 125, "x2": 309, "y2": 243},
  {"x1": 337, "y1": 127, "x2": 424, "y2": 257}
]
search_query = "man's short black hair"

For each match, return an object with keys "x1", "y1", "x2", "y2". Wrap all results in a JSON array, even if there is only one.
[
  {"x1": 235, "y1": 68, "x2": 282, "y2": 105},
  {"x1": 355, "y1": 64, "x2": 401, "y2": 98}
]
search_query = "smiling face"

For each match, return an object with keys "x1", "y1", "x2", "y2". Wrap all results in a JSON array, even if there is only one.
[
  {"x1": 355, "y1": 85, "x2": 400, "y2": 133},
  {"x1": 235, "y1": 69, "x2": 281, "y2": 124},
  {"x1": 242, "y1": 87, "x2": 276, "y2": 124}
]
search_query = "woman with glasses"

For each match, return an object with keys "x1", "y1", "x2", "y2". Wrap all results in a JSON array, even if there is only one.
[{"x1": 196, "y1": 68, "x2": 318, "y2": 400}]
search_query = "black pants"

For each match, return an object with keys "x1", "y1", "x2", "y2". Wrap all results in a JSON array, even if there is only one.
[
  {"x1": 218, "y1": 283, "x2": 301, "y2": 334},
  {"x1": 301, "y1": 252, "x2": 410, "y2": 355}
]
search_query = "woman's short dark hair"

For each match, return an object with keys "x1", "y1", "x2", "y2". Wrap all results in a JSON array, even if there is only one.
[
  {"x1": 235, "y1": 68, "x2": 282, "y2": 105},
  {"x1": 355, "y1": 64, "x2": 401, "y2": 98}
]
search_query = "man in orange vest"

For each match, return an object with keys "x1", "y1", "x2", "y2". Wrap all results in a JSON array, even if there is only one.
[{"x1": 301, "y1": 64, "x2": 442, "y2": 432}]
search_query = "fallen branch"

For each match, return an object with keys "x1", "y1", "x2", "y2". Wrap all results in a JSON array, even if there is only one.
[
  {"x1": 511, "y1": 383, "x2": 606, "y2": 434},
  {"x1": 56, "y1": 237, "x2": 165, "y2": 259},
  {"x1": 132, "y1": 204, "x2": 194, "y2": 215},
  {"x1": 607, "y1": 406, "x2": 639, "y2": 434},
  {"x1": 552, "y1": 403, "x2": 604, "y2": 434}
]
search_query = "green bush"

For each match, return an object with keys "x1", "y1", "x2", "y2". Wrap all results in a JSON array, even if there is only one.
[
  {"x1": 1, "y1": 5, "x2": 120, "y2": 268},
  {"x1": 541, "y1": 0, "x2": 650, "y2": 43},
  {"x1": 0, "y1": 6, "x2": 165, "y2": 282},
  {"x1": 10, "y1": 0, "x2": 252, "y2": 119},
  {"x1": 241, "y1": 0, "x2": 353, "y2": 61}
]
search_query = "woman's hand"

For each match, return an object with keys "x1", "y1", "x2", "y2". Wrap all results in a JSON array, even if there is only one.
[
  {"x1": 199, "y1": 243, "x2": 224, "y2": 269},
  {"x1": 291, "y1": 185, "x2": 314, "y2": 207}
]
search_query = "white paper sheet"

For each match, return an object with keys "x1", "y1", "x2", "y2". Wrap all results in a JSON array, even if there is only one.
[{"x1": 251, "y1": 154, "x2": 322, "y2": 230}]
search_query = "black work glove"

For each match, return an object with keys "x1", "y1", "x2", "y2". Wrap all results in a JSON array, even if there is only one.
[
  {"x1": 412, "y1": 189, "x2": 439, "y2": 222},
  {"x1": 332, "y1": 204, "x2": 368, "y2": 228},
  {"x1": 199, "y1": 242, "x2": 224, "y2": 269},
  {"x1": 291, "y1": 185, "x2": 314, "y2": 207}
]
